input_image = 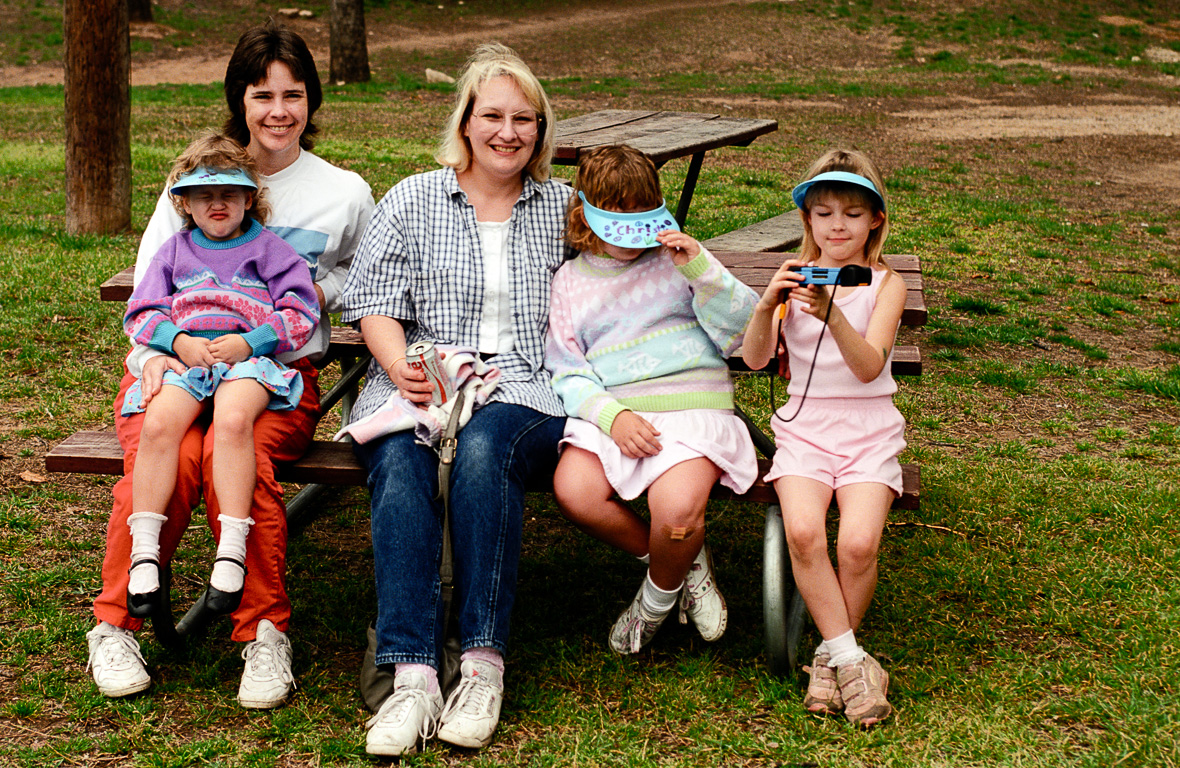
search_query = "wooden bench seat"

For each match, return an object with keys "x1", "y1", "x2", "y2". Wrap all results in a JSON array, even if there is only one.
[
  {"x1": 702, "y1": 212, "x2": 805, "y2": 253},
  {"x1": 46, "y1": 430, "x2": 920, "y2": 511}
]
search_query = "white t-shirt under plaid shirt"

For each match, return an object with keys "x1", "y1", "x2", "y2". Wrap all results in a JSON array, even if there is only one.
[{"x1": 342, "y1": 167, "x2": 572, "y2": 421}]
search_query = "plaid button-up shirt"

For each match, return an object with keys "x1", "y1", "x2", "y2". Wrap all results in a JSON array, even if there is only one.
[{"x1": 343, "y1": 167, "x2": 573, "y2": 420}]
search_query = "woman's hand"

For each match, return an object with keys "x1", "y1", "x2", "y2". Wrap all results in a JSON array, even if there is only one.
[
  {"x1": 139, "y1": 354, "x2": 189, "y2": 407},
  {"x1": 208, "y1": 334, "x2": 253, "y2": 366},
  {"x1": 387, "y1": 350, "x2": 448, "y2": 407},
  {"x1": 655, "y1": 230, "x2": 700, "y2": 267},
  {"x1": 173, "y1": 334, "x2": 215, "y2": 369},
  {"x1": 386, "y1": 358, "x2": 436, "y2": 406},
  {"x1": 610, "y1": 410, "x2": 662, "y2": 459}
]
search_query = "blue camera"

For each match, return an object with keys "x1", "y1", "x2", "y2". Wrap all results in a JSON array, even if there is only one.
[
  {"x1": 781, "y1": 264, "x2": 872, "y2": 304},
  {"x1": 797, "y1": 264, "x2": 872, "y2": 286}
]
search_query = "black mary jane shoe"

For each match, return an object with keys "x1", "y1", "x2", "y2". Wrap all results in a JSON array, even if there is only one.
[
  {"x1": 200, "y1": 557, "x2": 248, "y2": 616},
  {"x1": 126, "y1": 558, "x2": 162, "y2": 618}
]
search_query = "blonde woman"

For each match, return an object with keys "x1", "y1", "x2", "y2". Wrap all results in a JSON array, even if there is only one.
[{"x1": 343, "y1": 43, "x2": 570, "y2": 755}]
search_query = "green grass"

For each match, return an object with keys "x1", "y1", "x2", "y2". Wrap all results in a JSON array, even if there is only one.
[{"x1": 2, "y1": 1, "x2": 1180, "y2": 765}]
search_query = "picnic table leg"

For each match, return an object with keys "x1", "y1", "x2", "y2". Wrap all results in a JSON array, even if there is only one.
[
  {"x1": 147, "y1": 563, "x2": 184, "y2": 650},
  {"x1": 763, "y1": 503, "x2": 807, "y2": 676},
  {"x1": 673, "y1": 152, "x2": 705, "y2": 227},
  {"x1": 283, "y1": 354, "x2": 371, "y2": 531}
]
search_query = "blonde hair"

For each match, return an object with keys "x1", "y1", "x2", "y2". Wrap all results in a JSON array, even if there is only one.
[
  {"x1": 435, "y1": 42, "x2": 555, "y2": 183},
  {"x1": 565, "y1": 145, "x2": 663, "y2": 254},
  {"x1": 166, "y1": 132, "x2": 270, "y2": 230},
  {"x1": 796, "y1": 148, "x2": 889, "y2": 267}
]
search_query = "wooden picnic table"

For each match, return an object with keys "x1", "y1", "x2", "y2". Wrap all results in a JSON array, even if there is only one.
[{"x1": 553, "y1": 109, "x2": 778, "y2": 226}]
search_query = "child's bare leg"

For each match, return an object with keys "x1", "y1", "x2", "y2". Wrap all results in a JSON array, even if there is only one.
[
  {"x1": 132, "y1": 386, "x2": 205, "y2": 515},
  {"x1": 775, "y1": 476, "x2": 852, "y2": 639},
  {"x1": 208, "y1": 379, "x2": 270, "y2": 594},
  {"x1": 645, "y1": 458, "x2": 720, "y2": 590},
  {"x1": 553, "y1": 446, "x2": 648, "y2": 557},
  {"x1": 211, "y1": 379, "x2": 270, "y2": 520},
  {"x1": 128, "y1": 386, "x2": 203, "y2": 596},
  {"x1": 833, "y1": 483, "x2": 893, "y2": 632}
]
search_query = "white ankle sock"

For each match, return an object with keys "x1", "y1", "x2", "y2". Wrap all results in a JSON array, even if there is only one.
[
  {"x1": 210, "y1": 515, "x2": 253, "y2": 593},
  {"x1": 127, "y1": 511, "x2": 167, "y2": 595},
  {"x1": 825, "y1": 629, "x2": 866, "y2": 667},
  {"x1": 639, "y1": 572, "x2": 679, "y2": 618}
]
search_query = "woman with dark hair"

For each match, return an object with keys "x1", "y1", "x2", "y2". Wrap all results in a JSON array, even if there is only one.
[
  {"x1": 343, "y1": 42, "x2": 568, "y2": 755},
  {"x1": 85, "y1": 19, "x2": 373, "y2": 710}
]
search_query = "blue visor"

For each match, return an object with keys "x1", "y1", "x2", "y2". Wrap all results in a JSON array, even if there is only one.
[
  {"x1": 579, "y1": 192, "x2": 679, "y2": 249},
  {"x1": 791, "y1": 171, "x2": 884, "y2": 211},
  {"x1": 170, "y1": 166, "x2": 259, "y2": 195}
]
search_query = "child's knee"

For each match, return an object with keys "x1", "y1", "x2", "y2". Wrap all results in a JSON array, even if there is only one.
[
  {"x1": 783, "y1": 518, "x2": 826, "y2": 559},
  {"x1": 213, "y1": 407, "x2": 256, "y2": 441},
  {"x1": 836, "y1": 535, "x2": 879, "y2": 572},
  {"x1": 653, "y1": 505, "x2": 705, "y2": 542},
  {"x1": 140, "y1": 410, "x2": 184, "y2": 447}
]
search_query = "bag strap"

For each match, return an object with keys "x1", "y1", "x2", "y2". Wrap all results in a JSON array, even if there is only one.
[{"x1": 436, "y1": 388, "x2": 467, "y2": 588}]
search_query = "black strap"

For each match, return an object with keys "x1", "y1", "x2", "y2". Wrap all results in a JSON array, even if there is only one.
[{"x1": 436, "y1": 388, "x2": 467, "y2": 588}]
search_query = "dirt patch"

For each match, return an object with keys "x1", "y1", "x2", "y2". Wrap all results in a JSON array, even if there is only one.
[
  {"x1": 893, "y1": 103, "x2": 1180, "y2": 140},
  {"x1": 0, "y1": 0, "x2": 774, "y2": 88}
]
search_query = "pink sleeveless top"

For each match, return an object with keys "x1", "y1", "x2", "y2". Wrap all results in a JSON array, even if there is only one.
[{"x1": 781, "y1": 266, "x2": 898, "y2": 399}]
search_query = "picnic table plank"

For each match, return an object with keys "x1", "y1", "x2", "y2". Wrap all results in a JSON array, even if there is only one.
[
  {"x1": 701, "y1": 212, "x2": 805, "y2": 253},
  {"x1": 554, "y1": 110, "x2": 717, "y2": 159},
  {"x1": 553, "y1": 109, "x2": 660, "y2": 137},
  {"x1": 46, "y1": 430, "x2": 919, "y2": 510},
  {"x1": 554, "y1": 111, "x2": 778, "y2": 166},
  {"x1": 102, "y1": 254, "x2": 924, "y2": 303}
]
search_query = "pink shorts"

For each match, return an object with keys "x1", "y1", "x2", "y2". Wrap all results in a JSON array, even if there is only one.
[{"x1": 765, "y1": 396, "x2": 905, "y2": 497}]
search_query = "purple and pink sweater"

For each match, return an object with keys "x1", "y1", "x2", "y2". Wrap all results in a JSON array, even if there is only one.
[
  {"x1": 545, "y1": 247, "x2": 758, "y2": 434},
  {"x1": 125, "y1": 218, "x2": 320, "y2": 358}
]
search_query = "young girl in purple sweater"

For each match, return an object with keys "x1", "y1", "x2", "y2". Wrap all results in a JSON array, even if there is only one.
[
  {"x1": 120, "y1": 133, "x2": 320, "y2": 619},
  {"x1": 545, "y1": 145, "x2": 759, "y2": 654}
]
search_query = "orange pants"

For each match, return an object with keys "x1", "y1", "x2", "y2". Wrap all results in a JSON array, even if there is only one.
[{"x1": 93, "y1": 358, "x2": 321, "y2": 642}]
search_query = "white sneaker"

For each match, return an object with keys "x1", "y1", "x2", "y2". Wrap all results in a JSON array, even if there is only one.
[
  {"x1": 86, "y1": 622, "x2": 151, "y2": 697},
  {"x1": 436, "y1": 658, "x2": 504, "y2": 748},
  {"x1": 608, "y1": 585, "x2": 668, "y2": 654},
  {"x1": 237, "y1": 619, "x2": 295, "y2": 709},
  {"x1": 365, "y1": 671, "x2": 443, "y2": 756},
  {"x1": 679, "y1": 543, "x2": 727, "y2": 642}
]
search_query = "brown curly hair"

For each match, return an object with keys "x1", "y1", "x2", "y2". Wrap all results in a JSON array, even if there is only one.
[{"x1": 565, "y1": 145, "x2": 664, "y2": 254}]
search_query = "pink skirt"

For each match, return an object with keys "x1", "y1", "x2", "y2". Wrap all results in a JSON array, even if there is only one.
[
  {"x1": 561, "y1": 409, "x2": 758, "y2": 501},
  {"x1": 765, "y1": 396, "x2": 905, "y2": 496}
]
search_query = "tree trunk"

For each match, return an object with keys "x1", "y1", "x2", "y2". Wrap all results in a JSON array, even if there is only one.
[
  {"x1": 64, "y1": 0, "x2": 131, "y2": 235},
  {"x1": 128, "y1": 0, "x2": 152, "y2": 23},
  {"x1": 329, "y1": 0, "x2": 371, "y2": 84}
]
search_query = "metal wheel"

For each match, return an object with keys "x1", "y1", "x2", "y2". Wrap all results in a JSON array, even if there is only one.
[{"x1": 763, "y1": 503, "x2": 807, "y2": 675}]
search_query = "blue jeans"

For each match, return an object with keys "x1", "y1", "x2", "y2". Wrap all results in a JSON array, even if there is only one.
[{"x1": 354, "y1": 402, "x2": 564, "y2": 668}]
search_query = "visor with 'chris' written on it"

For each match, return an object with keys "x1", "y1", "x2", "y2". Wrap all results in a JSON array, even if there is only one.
[{"x1": 579, "y1": 192, "x2": 679, "y2": 249}]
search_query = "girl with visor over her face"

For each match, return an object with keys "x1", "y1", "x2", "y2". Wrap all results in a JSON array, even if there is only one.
[{"x1": 546, "y1": 144, "x2": 760, "y2": 656}]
